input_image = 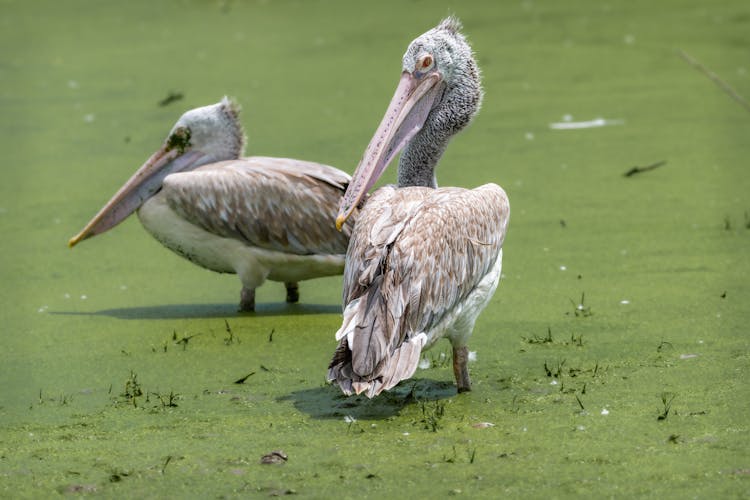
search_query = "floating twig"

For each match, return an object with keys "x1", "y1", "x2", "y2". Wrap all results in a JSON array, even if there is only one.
[
  {"x1": 161, "y1": 455, "x2": 173, "y2": 474},
  {"x1": 678, "y1": 49, "x2": 750, "y2": 113},
  {"x1": 158, "y1": 91, "x2": 184, "y2": 107},
  {"x1": 575, "y1": 393, "x2": 585, "y2": 410},
  {"x1": 624, "y1": 160, "x2": 667, "y2": 177},
  {"x1": 233, "y1": 372, "x2": 256, "y2": 384}
]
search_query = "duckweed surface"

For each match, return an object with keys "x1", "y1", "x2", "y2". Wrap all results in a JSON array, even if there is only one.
[{"x1": 1, "y1": 1, "x2": 748, "y2": 497}]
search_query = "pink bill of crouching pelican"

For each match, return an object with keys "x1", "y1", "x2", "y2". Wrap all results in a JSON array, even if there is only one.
[
  {"x1": 328, "y1": 18, "x2": 510, "y2": 397},
  {"x1": 69, "y1": 98, "x2": 357, "y2": 311}
]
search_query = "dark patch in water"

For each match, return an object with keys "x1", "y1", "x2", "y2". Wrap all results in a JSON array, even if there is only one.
[{"x1": 280, "y1": 379, "x2": 457, "y2": 420}]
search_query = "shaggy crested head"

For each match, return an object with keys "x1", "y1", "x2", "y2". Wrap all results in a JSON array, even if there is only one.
[
  {"x1": 401, "y1": 17, "x2": 480, "y2": 94},
  {"x1": 167, "y1": 96, "x2": 246, "y2": 162}
]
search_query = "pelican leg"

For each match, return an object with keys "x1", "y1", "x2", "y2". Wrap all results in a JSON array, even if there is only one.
[
  {"x1": 239, "y1": 286, "x2": 255, "y2": 312},
  {"x1": 453, "y1": 345, "x2": 471, "y2": 393},
  {"x1": 285, "y1": 282, "x2": 300, "y2": 304}
]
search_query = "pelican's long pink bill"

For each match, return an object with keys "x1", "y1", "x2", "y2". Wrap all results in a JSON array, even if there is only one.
[
  {"x1": 68, "y1": 147, "x2": 205, "y2": 247},
  {"x1": 335, "y1": 71, "x2": 444, "y2": 230}
]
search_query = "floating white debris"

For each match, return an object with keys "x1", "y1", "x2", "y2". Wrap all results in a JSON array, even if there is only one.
[
  {"x1": 80, "y1": 294, "x2": 88, "y2": 300},
  {"x1": 680, "y1": 354, "x2": 699, "y2": 360},
  {"x1": 64, "y1": 293, "x2": 71, "y2": 299},
  {"x1": 562, "y1": 114, "x2": 573, "y2": 122},
  {"x1": 468, "y1": 351, "x2": 477, "y2": 362},
  {"x1": 83, "y1": 113, "x2": 95, "y2": 123},
  {"x1": 620, "y1": 300, "x2": 630, "y2": 305},
  {"x1": 549, "y1": 118, "x2": 624, "y2": 130},
  {"x1": 120, "y1": 285, "x2": 128, "y2": 291},
  {"x1": 524, "y1": 132, "x2": 535, "y2": 140},
  {"x1": 402, "y1": 432, "x2": 410, "y2": 436},
  {"x1": 560, "y1": 265, "x2": 567, "y2": 271},
  {"x1": 550, "y1": 379, "x2": 559, "y2": 386},
  {"x1": 575, "y1": 425, "x2": 586, "y2": 431},
  {"x1": 601, "y1": 408, "x2": 610, "y2": 415},
  {"x1": 472, "y1": 422, "x2": 495, "y2": 429},
  {"x1": 418, "y1": 358, "x2": 431, "y2": 370},
  {"x1": 38, "y1": 305, "x2": 48, "y2": 313}
]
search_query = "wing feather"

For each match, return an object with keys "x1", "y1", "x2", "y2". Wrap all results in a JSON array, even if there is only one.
[{"x1": 161, "y1": 157, "x2": 355, "y2": 256}]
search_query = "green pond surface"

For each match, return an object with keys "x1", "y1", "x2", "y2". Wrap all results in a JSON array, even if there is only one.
[{"x1": 1, "y1": 0, "x2": 749, "y2": 497}]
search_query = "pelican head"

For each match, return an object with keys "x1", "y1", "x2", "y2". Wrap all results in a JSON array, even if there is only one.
[
  {"x1": 69, "y1": 97, "x2": 245, "y2": 247},
  {"x1": 336, "y1": 17, "x2": 482, "y2": 230}
]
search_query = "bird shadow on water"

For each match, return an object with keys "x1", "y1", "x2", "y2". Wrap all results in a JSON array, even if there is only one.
[
  {"x1": 49, "y1": 302, "x2": 342, "y2": 320},
  {"x1": 279, "y1": 378, "x2": 458, "y2": 420}
]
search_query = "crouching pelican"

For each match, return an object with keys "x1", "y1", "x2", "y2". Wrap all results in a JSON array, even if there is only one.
[
  {"x1": 69, "y1": 98, "x2": 356, "y2": 311},
  {"x1": 328, "y1": 18, "x2": 510, "y2": 397}
]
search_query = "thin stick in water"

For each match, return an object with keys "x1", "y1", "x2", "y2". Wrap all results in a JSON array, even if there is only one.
[
  {"x1": 678, "y1": 49, "x2": 750, "y2": 113},
  {"x1": 624, "y1": 160, "x2": 667, "y2": 177}
]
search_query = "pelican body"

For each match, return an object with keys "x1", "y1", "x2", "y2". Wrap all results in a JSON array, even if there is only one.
[
  {"x1": 69, "y1": 98, "x2": 356, "y2": 311},
  {"x1": 328, "y1": 18, "x2": 510, "y2": 397}
]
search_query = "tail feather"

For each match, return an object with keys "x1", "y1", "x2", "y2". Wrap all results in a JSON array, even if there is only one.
[
  {"x1": 328, "y1": 338, "x2": 354, "y2": 395},
  {"x1": 328, "y1": 282, "x2": 428, "y2": 398},
  {"x1": 334, "y1": 297, "x2": 361, "y2": 341},
  {"x1": 351, "y1": 281, "x2": 389, "y2": 376},
  {"x1": 377, "y1": 333, "x2": 427, "y2": 393}
]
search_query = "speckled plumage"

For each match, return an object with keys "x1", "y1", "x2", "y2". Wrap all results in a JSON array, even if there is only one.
[
  {"x1": 329, "y1": 185, "x2": 508, "y2": 397},
  {"x1": 156, "y1": 157, "x2": 353, "y2": 257},
  {"x1": 328, "y1": 18, "x2": 510, "y2": 396},
  {"x1": 138, "y1": 156, "x2": 355, "y2": 300},
  {"x1": 70, "y1": 98, "x2": 356, "y2": 311}
]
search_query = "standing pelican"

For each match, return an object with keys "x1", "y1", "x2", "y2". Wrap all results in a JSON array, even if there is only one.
[
  {"x1": 328, "y1": 18, "x2": 510, "y2": 397},
  {"x1": 69, "y1": 98, "x2": 357, "y2": 311}
]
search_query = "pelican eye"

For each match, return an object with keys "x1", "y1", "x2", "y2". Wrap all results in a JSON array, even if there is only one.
[
  {"x1": 418, "y1": 54, "x2": 434, "y2": 71},
  {"x1": 166, "y1": 127, "x2": 191, "y2": 153}
]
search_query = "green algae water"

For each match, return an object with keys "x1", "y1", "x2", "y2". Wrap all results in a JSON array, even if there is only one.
[{"x1": 1, "y1": 0, "x2": 748, "y2": 497}]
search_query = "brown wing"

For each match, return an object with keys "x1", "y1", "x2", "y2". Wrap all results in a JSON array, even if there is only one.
[{"x1": 161, "y1": 156, "x2": 355, "y2": 256}]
